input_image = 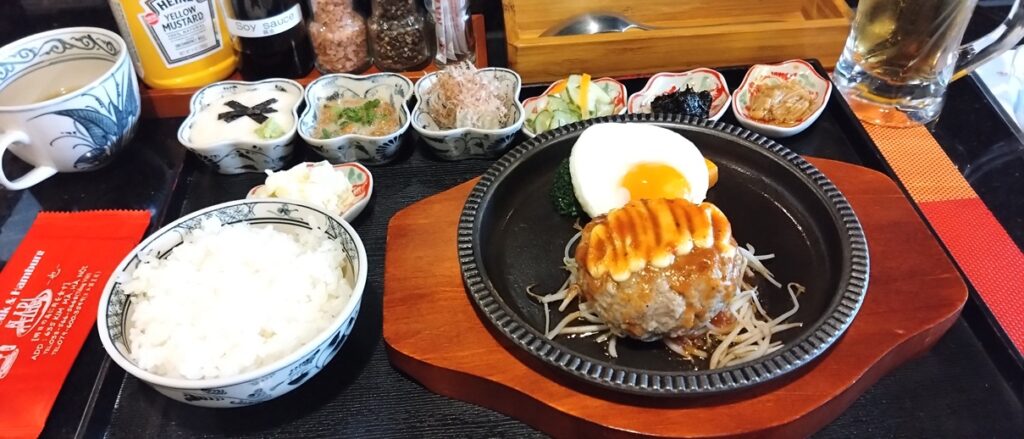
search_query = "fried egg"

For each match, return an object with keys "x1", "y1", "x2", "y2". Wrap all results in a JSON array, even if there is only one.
[{"x1": 569, "y1": 123, "x2": 710, "y2": 218}]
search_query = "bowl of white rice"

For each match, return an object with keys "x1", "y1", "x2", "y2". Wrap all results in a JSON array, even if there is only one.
[{"x1": 97, "y1": 199, "x2": 367, "y2": 407}]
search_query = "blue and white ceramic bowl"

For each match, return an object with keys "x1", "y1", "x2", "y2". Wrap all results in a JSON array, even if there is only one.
[
  {"x1": 177, "y1": 79, "x2": 304, "y2": 174},
  {"x1": 0, "y1": 27, "x2": 139, "y2": 190},
  {"x1": 96, "y1": 199, "x2": 367, "y2": 408},
  {"x1": 299, "y1": 73, "x2": 413, "y2": 165},
  {"x1": 411, "y1": 68, "x2": 525, "y2": 160}
]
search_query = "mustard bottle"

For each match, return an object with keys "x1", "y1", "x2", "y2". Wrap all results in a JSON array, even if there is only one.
[{"x1": 108, "y1": 0, "x2": 238, "y2": 89}]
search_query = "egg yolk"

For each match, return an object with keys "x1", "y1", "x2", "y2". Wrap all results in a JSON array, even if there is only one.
[{"x1": 620, "y1": 162, "x2": 690, "y2": 201}]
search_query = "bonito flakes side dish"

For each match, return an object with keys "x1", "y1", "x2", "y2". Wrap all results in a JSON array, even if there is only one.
[{"x1": 421, "y1": 64, "x2": 514, "y2": 130}]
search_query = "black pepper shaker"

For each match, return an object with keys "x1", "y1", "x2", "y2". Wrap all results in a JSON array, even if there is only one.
[
  {"x1": 367, "y1": 0, "x2": 433, "y2": 71},
  {"x1": 223, "y1": 0, "x2": 316, "y2": 79}
]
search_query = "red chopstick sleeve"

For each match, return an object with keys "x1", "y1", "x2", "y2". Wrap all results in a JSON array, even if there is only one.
[{"x1": 0, "y1": 210, "x2": 150, "y2": 439}]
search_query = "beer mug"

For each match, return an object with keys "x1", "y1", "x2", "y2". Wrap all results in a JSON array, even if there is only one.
[{"x1": 834, "y1": 1, "x2": 1024, "y2": 127}]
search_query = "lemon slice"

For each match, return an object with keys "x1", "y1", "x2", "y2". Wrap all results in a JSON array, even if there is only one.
[{"x1": 579, "y1": 73, "x2": 592, "y2": 119}]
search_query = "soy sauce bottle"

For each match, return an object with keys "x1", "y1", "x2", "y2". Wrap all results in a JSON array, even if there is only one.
[{"x1": 222, "y1": 0, "x2": 316, "y2": 79}]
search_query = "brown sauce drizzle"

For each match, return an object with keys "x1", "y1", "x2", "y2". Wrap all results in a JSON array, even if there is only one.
[{"x1": 580, "y1": 199, "x2": 735, "y2": 281}]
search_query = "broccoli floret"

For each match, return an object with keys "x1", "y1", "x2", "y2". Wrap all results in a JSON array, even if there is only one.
[{"x1": 550, "y1": 158, "x2": 580, "y2": 217}]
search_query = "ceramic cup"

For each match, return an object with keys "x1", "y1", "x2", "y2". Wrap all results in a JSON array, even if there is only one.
[{"x1": 0, "y1": 27, "x2": 140, "y2": 190}]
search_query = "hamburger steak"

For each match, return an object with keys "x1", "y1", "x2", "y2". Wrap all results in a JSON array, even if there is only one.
[{"x1": 574, "y1": 198, "x2": 744, "y2": 341}]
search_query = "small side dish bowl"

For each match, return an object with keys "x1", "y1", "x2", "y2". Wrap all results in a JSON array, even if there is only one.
[
  {"x1": 521, "y1": 77, "x2": 627, "y2": 138},
  {"x1": 177, "y1": 79, "x2": 303, "y2": 174},
  {"x1": 411, "y1": 67, "x2": 525, "y2": 160},
  {"x1": 627, "y1": 68, "x2": 731, "y2": 121},
  {"x1": 732, "y1": 60, "x2": 831, "y2": 138},
  {"x1": 298, "y1": 73, "x2": 414, "y2": 164},
  {"x1": 246, "y1": 161, "x2": 373, "y2": 222},
  {"x1": 97, "y1": 199, "x2": 368, "y2": 408}
]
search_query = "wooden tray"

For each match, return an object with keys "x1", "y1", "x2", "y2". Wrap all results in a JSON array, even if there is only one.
[
  {"x1": 383, "y1": 157, "x2": 967, "y2": 438},
  {"x1": 502, "y1": 0, "x2": 852, "y2": 83},
  {"x1": 140, "y1": 14, "x2": 488, "y2": 119}
]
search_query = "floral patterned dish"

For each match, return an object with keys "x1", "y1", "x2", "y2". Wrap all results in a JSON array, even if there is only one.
[
  {"x1": 521, "y1": 77, "x2": 627, "y2": 138},
  {"x1": 411, "y1": 67, "x2": 525, "y2": 160},
  {"x1": 732, "y1": 60, "x2": 831, "y2": 138},
  {"x1": 298, "y1": 73, "x2": 413, "y2": 165},
  {"x1": 177, "y1": 79, "x2": 303, "y2": 174},
  {"x1": 627, "y1": 68, "x2": 731, "y2": 121},
  {"x1": 96, "y1": 199, "x2": 367, "y2": 408},
  {"x1": 246, "y1": 161, "x2": 373, "y2": 222}
]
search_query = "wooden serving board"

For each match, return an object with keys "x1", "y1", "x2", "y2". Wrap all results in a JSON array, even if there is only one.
[
  {"x1": 140, "y1": 15, "x2": 488, "y2": 119},
  {"x1": 383, "y1": 157, "x2": 967, "y2": 438}
]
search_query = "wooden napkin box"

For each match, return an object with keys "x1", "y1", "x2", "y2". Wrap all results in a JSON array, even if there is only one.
[{"x1": 501, "y1": 0, "x2": 853, "y2": 83}]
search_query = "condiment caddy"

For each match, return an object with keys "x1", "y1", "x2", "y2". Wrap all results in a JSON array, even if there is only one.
[
  {"x1": 500, "y1": 0, "x2": 854, "y2": 83},
  {"x1": 140, "y1": 14, "x2": 488, "y2": 118}
]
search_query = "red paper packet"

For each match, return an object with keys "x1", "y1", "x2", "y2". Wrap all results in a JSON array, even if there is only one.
[{"x1": 0, "y1": 211, "x2": 150, "y2": 439}]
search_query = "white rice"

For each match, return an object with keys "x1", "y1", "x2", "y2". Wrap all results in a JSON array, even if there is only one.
[{"x1": 124, "y1": 218, "x2": 353, "y2": 380}]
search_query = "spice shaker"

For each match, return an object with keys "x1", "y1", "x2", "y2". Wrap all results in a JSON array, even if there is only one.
[
  {"x1": 309, "y1": 0, "x2": 370, "y2": 73},
  {"x1": 368, "y1": 0, "x2": 434, "y2": 71},
  {"x1": 222, "y1": 0, "x2": 316, "y2": 79},
  {"x1": 425, "y1": 0, "x2": 475, "y2": 67}
]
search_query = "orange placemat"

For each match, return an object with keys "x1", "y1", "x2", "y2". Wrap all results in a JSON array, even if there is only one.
[{"x1": 862, "y1": 124, "x2": 1024, "y2": 352}]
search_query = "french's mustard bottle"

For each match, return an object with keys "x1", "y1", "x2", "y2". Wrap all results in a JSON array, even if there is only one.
[{"x1": 108, "y1": 0, "x2": 238, "y2": 89}]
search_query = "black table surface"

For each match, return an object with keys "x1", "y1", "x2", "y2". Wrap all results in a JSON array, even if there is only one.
[{"x1": 2, "y1": 1, "x2": 1024, "y2": 438}]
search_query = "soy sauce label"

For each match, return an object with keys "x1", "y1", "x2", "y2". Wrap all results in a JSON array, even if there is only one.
[
  {"x1": 138, "y1": 0, "x2": 225, "y2": 67},
  {"x1": 225, "y1": 3, "x2": 302, "y2": 38}
]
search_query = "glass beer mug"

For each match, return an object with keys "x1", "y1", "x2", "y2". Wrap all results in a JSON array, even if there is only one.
[{"x1": 834, "y1": 0, "x2": 1024, "y2": 127}]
